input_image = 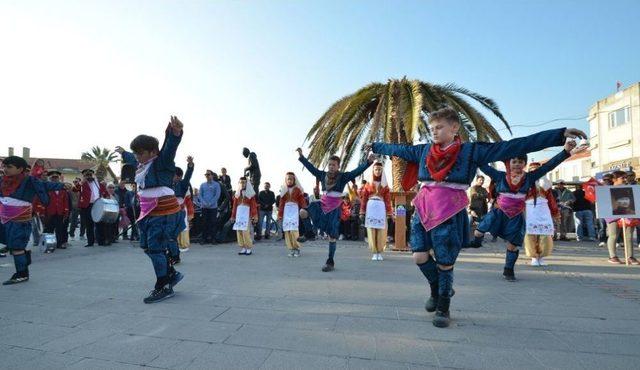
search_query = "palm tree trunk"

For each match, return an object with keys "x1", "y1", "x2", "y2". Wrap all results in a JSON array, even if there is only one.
[{"x1": 391, "y1": 157, "x2": 407, "y2": 192}]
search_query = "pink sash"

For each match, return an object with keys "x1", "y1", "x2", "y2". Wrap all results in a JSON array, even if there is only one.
[
  {"x1": 413, "y1": 185, "x2": 469, "y2": 232},
  {"x1": 497, "y1": 195, "x2": 525, "y2": 218},
  {"x1": 0, "y1": 204, "x2": 32, "y2": 224},
  {"x1": 320, "y1": 195, "x2": 342, "y2": 214},
  {"x1": 138, "y1": 197, "x2": 159, "y2": 221}
]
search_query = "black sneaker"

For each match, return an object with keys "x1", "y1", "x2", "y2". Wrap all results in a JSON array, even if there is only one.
[
  {"x1": 432, "y1": 297, "x2": 451, "y2": 328},
  {"x1": 297, "y1": 236, "x2": 307, "y2": 243},
  {"x1": 84, "y1": 244, "x2": 94, "y2": 248},
  {"x1": 143, "y1": 286, "x2": 175, "y2": 304},
  {"x1": 170, "y1": 271, "x2": 184, "y2": 287},
  {"x1": 321, "y1": 259, "x2": 335, "y2": 272},
  {"x1": 3, "y1": 272, "x2": 29, "y2": 285},
  {"x1": 425, "y1": 283, "x2": 439, "y2": 312},
  {"x1": 503, "y1": 267, "x2": 516, "y2": 282}
]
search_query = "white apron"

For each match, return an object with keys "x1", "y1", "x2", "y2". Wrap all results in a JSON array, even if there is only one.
[
  {"x1": 365, "y1": 198, "x2": 387, "y2": 230},
  {"x1": 525, "y1": 197, "x2": 554, "y2": 235},
  {"x1": 233, "y1": 205, "x2": 250, "y2": 231},
  {"x1": 282, "y1": 202, "x2": 299, "y2": 232}
]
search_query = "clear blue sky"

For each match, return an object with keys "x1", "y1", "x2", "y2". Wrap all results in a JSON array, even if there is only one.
[{"x1": 1, "y1": 0, "x2": 639, "y2": 189}]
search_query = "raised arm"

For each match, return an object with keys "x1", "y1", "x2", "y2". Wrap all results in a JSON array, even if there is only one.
[
  {"x1": 474, "y1": 128, "x2": 572, "y2": 165},
  {"x1": 180, "y1": 157, "x2": 194, "y2": 189},
  {"x1": 159, "y1": 117, "x2": 184, "y2": 168},
  {"x1": 371, "y1": 142, "x2": 425, "y2": 163},
  {"x1": 343, "y1": 156, "x2": 374, "y2": 183},
  {"x1": 528, "y1": 150, "x2": 570, "y2": 182},
  {"x1": 298, "y1": 154, "x2": 325, "y2": 179},
  {"x1": 478, "y1": 164, "x2": 505, "y2": 182}
]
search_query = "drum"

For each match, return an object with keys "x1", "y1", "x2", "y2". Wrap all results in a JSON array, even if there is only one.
[
  {"x1": 40, "y1": 233, "x2": 56, "y2": 252},
  {"x1": 91, "y1": 198, "x2": 119, "y2": 223}
]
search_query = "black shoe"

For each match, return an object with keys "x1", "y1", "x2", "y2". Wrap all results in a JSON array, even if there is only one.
[
  {"x1": 84, "y1": 244, "x2": 94, "y2": 248},
  {"x1": 45, "y1": 248, "x2": 54, "y2": 254},
  {"x1": 297, "y1": 236, "x2": 307, "y2": 243},
  {"x1": 432, "y1": 297, "x2": 451, "y2": 328},
  {"x1": 170, "y1": 271, "x2": 184, "y2": 287},
  {"x1": 321, "y1": 258, "x2": 335, "y2": 272},
  {"x1": 3, "y1": 272, "x2": 29, "y2": 285},
  {"x1": 143, "y1": 286, "x2": 175, "y2": 304},
  {"x1": 503, "y1": 267, "x2": 516, "y2": 282},
  {"x1": 0, "y1": 253, "x2": 6, "y2": 258},
  {"x1": 57, "y1": 244, "x2": 67, "y2": 249},
  {"x1": 425, "y1": 283, "x2": 439, "y2": 312}
]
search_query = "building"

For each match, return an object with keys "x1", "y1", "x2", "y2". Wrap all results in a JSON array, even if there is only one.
[
  {"x1": 588, "y1": 82, "x2": 640, "y2": 178},
  {"x1": 1, "y1": 147, "x2": 118, "y2": 183},
  {"x1": 545, "y1": 150, "x2": 592, "y2": 183}
]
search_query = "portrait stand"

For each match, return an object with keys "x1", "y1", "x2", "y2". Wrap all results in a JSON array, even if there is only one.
[{"x1": 595, "y1": 185, "x2": 640, "y2": 267}]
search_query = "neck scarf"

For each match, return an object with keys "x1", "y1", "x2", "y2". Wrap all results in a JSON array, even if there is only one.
[
  {"x1": 426, "y1": 137, "x2": 461, "y2": 182},
  {"x1": 1, "y1": 173, "x2": 26, "y2": 197}
]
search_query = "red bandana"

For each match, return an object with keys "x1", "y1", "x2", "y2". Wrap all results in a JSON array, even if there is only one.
[
  {"x1": 1, "y1": 173, "x2": 27, "y2": 197},
  {"x1": 426, "y1": 137, "x2": 462, "y2": 182}
]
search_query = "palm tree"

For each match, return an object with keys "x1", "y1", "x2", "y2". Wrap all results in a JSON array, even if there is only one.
[
  {"x1": 304, "y1": 78, "x2": 512, "y2": 191},
  {"x1": 81, "y1": 146, "x2": 119, "y2": 181}
]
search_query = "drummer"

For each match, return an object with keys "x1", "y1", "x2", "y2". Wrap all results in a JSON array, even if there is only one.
[
  {"x1": 77, "y1": 169, "x2": 109, "y2": 247},
  {"x1": 116, "y1": 116, "x2": 186, "y2": 304}
]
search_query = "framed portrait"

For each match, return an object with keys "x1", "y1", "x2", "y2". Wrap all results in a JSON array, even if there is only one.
[{"x1": 595, "y1": 185, "x2": 640, "y2": 219}]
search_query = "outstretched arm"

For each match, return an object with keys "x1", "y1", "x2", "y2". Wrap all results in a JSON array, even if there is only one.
[
  {"x1": 180, "y1": 156, "x2": 194, "y2": 188},
  {"x1": 473, "y1": 128, "x2": 586, "y2": 165},
  {"x1": 296, "y1": 148, "x2": 324, "y2": 179},
  {"x1": 371, "y1": 142, "x2": 425, "y2": 163},
  {"x1": 115, "y1": 146, "x2": 138, "y2": 167},
  {"x1": 159, "y1": 116, "x2": 184, "y2": 168},
  {"x1": 478, "y1": 164, "x2": 505, "y2": 182},
  {"x1": 344, "y1": 153, "x2": 375, "y2": 182}
]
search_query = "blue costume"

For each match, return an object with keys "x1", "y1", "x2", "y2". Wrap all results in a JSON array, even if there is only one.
[
  {"x1": 1, "y1": 175, "x2": 64, "y2": 284},
  {"x1": 298, "y1": 155, "x2": 371, "y2": 269},
  {"x1": 122, "y1": 129, "x2": 186, "y2": 297},
  {"x1": 475, "y1": 149, "x2": 570, "y2": 279},
  {"x1": 372, "y1": 128, "x2": 567, "y2": 326}
]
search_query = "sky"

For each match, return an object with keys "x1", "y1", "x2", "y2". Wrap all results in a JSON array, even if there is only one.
[{"x1": 1, "y1": 0, "x2": 639, "y2": 191}]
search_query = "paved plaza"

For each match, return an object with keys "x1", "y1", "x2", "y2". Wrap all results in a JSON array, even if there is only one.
[{"x1": 1, "y1": 237, "x2": 639, "y2": 369}]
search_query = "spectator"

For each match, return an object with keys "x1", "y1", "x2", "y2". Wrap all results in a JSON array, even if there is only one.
[
  {"x1": 468, "y1": 175, "x2": 489, "y2": 231},
  {"x1": 597, "y1": 174, "x2": 614, "y2": 247},
  {"x1": 554, "y1": 180, "x2": 575, "y2": 241},
  {"x1": 256, "y1": 182, "x2": 276, "y2": 240},
  {"x1": 606, "y1": 171, "x2": 639, "y2": 264},
  {"x1": 199, "y1": 170, "x2": 221, "y2": 244},
  {"x1": 572, "y1": 185, "x2": 596, "y2": 242},
  {"x1": 220, "y1": 167, "x2": 232, "y2": 192}
]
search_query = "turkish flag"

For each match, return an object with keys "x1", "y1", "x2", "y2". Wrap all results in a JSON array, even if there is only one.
[{"x1": 582, "y1": 177, "x2": 598, "y2": 203}]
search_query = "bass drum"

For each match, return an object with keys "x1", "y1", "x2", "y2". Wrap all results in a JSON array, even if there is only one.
[{"x1": 91, "y1": 198, "x2": 119, "y2": 223}]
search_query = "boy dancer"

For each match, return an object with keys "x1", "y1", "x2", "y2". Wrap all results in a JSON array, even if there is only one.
[
  {"x1": 277, "y1": 172, "x2": 307, "y2": 257},
  {"x1": 1, "y1": 156, "x2": 68, "y2": 285},
  {"x1": 173, "y1": 156, "x2": 194, "y2": 257},
  {"x1": 360, "y1": 161, "x2": 392, "y2": 261},
  {"x1": 116, "y1": 116, "x2": 186, "y2": 303},
  {"x1": 230, "y1": 177, "x2": 258, "y2": 255},
  {"x1": 470, "y1": 139, "x2": 584, "y2": 281},
  {"x1": 370, "y1": 106, "x2": 586, "y2": 327},
  {"x1": 296, "y1": 148, "x2": 374, "y2": 272}
]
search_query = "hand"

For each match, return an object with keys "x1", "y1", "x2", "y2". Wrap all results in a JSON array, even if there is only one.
[
  {"x1": 367, "y1": 152, "x2": 376, "y2": 163},
  {"x1": 114, "y1": 146, "x2": 125, "y2": 154},
  {"x1": 169, "y1": 116, "x2": 183, "y2": 134},
  {"x1": 363, "y1": 143, "x2": 373, "y2": 152},
  {"x1": 563, "y1": 139, "x2": 577, "y2": 153},
  {"x1": 296, "y1": 148, "x2": 303, "y2": 157},
  {"x1": 187, "y1": 156, "x2": 194, "y2": 165},
  {"x1": 570, "y1": 143, "x2": 589, "y2": 156},
  {"x1": 564, "y1": 128, "x2": 587, "y2": 140}
]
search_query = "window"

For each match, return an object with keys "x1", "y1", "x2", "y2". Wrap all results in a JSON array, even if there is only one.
[{"x1": 608, "y1": 106, "x2": 631, "y2": 128}]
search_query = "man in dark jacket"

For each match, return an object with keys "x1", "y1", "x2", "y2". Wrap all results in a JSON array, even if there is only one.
[{"x1": 256, "y1": 182, "x2": 275, "y2": 240}]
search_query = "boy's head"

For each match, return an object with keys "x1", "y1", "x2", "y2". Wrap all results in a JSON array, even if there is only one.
[
  {"x1": 508, "y1": 154, "x2": 528, "y2": 173},
  {"x1": 285, "y1": 172, "x2": 296, "y2": 187},
  {"x1": 428, "y1": 107, "x2": 461, "y2": 145},
  {"x1": 327, "y1": 155, "x2": 341, "y2": 174},
  {"x1": 174, "y1": 167, "x2": 183, "y2": 182},
  {"x1": 475, "y1": 175, "x2": 485, "y2": 186},
  {"x1": 2, "y1": 156, "x2": 29, "y2": 176},
  {"x1": 130, "y1": 135, "x2": 160, "y2": 164}
]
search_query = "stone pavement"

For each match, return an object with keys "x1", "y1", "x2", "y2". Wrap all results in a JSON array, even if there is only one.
[{"x1": 1, "y1": 236, "x2": 639, "y2": 369}]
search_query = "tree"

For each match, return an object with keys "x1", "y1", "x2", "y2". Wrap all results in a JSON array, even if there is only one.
[
  {"x1": 81, "y1": 146, "x2": 119, "y2": 181},
  {"x1": 304, "y1": 78, "x2": 512, "y2": 191}
]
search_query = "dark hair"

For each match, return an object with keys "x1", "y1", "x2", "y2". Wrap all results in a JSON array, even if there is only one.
[
  {"x1": 175, "y1": 167, "x2": 184, "y2": 177},
  {"x1": 130, "y1": 135, "x2": 159, "y2": 154},
  {"x1": 265, "y1": 182, "x2": 270, "y2": 186},
  {"x1": 429, "y1": 107, "x2": 461, "y2": 126},
  {"x1": 286, "y1": 172, "x2": 295, "y2": 176},
  {"x1": 510, "y1": 154, "x2": 528, "y2": 164},
  {"x1": 328, "y1": 155, "x2": 341, "y2": 164},
  {"x1": 612, "y1": 170, "x2": 627, "y2": 179},
  {"x1": 475, "y1": 175, "x2": 485, "y2": 180},
  {"x1": 2, "y1": 156, "x2": 28, "y2": 170},
  {"x1": 239, "y1": 176, "x2": 247, "y2": 181}
]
